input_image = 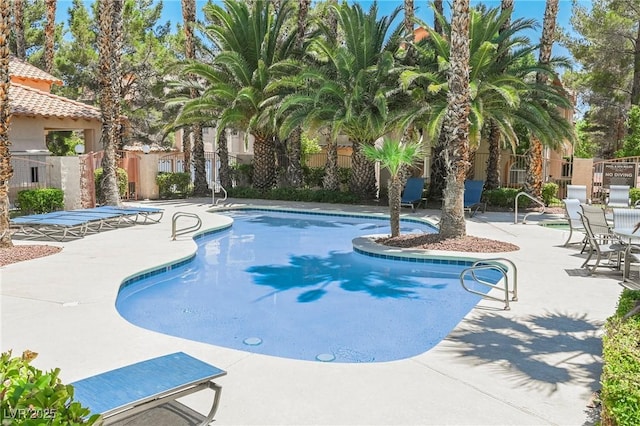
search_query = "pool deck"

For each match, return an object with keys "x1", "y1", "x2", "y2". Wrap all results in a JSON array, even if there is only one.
[{"x1": 0, "y1": 198, "x2": 622, "y2": 425}]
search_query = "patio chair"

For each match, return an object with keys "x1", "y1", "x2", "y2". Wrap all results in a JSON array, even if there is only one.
[
  {"x1": 579, "y1": 204, "x2": 626, "y2": 273},
  {"x1": 606, "y1": 185, "x2": 631, "y2": 209},
  {"x1": 71, "y1": 352, "x2": 226, "y2": 425},
  {"x1": 463, "y1": 180, "x2": 486, "y2": 217},
  {"x1": 566, "y1": 185, "x2": 591, "y2": 204},
  {"x1": 562, "y1": 198, "x2": 587, "y2": 249},
  {"x1": 400, "y1": 177, "x2": 425, "y2": 212}
]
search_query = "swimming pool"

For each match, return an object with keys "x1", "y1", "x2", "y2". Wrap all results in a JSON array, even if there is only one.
[{"x1": 116, "y1": 209, "x2": 496, "y2": 363}]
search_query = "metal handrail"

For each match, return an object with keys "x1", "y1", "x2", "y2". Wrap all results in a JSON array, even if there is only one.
[
  {"x1": 514, "y1": 192, "x2": 546, "y2": 224},
  {"x1": 171, "y1": 212, "x2": 202, "y2": 240},
  {"x1": 212, "y1": 182, "x2": 227, "y2": 205},
  {"x1": 459, "y1": 257, "x2": 518, "y2": 310}
]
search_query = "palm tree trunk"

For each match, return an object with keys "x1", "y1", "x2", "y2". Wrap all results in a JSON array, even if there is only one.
[
  {"x1": 323, "y1": 128, "x2": 339, "y2": 191},
  {"x1": 485, "y1": 120, "x2": 501, "y2": 190},
  {"x1": 286, "y1": 0, "x2": 310, "y2": 189},
  {"x1": 218, "y1": 128, "x2": 232, "y2": 189},
  {"x1": 253, "y1": 134, "x2": 276, "y2": 190},
  {"x1": 439, "y1": 0, "x2": 471, "y2": 239},
  {"x1": 632, "y1": 23, "x2": 640, "y2": 105},
  {"x1": 0, "y1": 0, "x2": 14, "y2": 247},
  {"x1": 182, "y1": 128, "x2": 191, "y2": 173},
  {"x1": 485, "y1": 0, "x2": 513, "y2": 192},
  {"x1": 403, "y1": 0, "x2": 415, "y2": 65},
  {"x1": 526, "y1": 0, "x2": 558, "y2": 198},
  {"x1": 12, "y1": 0, "x2": 26, "y2": 60},
  {"x1": 44, "y1": 0, "x2": 56, "y2": 73},
  {"x1": 349, "y1": 140, "x2": 377, "y2": 200},
  {"x1": 433, "y1": 0, "x2": 444, "y2": 35},
  {"x1": 389, "y1": 176, "x2": 401, "y2": 237},
  {"x1": 287, "y1": 127, "x2": 303, "y2": 187},
  {"x1": 192, "y1": 123, "x2": 209, "y2": 196},
  {"x1": 97, "y1": 0, "x2": 123, "y2": 207}
]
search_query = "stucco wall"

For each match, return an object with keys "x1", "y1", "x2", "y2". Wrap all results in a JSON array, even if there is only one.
[{"x1": 47, "y1": 156, "x2": 83, "y2": 210}]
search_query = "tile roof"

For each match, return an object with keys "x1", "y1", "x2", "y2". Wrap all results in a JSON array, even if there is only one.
[
  {"x1": 9, "y1": 56, "x2": 63, "y2": 85},
  {"x1": 10, "y1": 83, "x2": 102, "y2": 121}
]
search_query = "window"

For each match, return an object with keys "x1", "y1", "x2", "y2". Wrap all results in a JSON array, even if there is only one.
[{"x1": 30, "y1": 167, "x2": 39, "y2": 183}]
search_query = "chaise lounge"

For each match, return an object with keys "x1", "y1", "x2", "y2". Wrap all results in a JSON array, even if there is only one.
[{"x1": 71, "y1": 352, "x2": 226, "y2": 425}]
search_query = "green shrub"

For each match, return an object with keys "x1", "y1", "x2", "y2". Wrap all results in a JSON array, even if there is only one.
[
  {"x1": 16, "y1": 188, "x2": 64, "y2": 214},
  {"x1": 302, "y1": 166, "x2": 325, "y2": 188},
  {"x1": 338, "y1": 167, "x2": 351, "y2": 186},
  {"x1": 483, "y1": 188, "x2": 531, "y2": 208},
  {"x1": 541, "y1": 182, "x2": 558, "y2": 206},
  {"x1": 156, "y1": 172, "x2": 193, "y2": 199},
  {"x1": 630, "y1": 188, "x2": 640, "y2": 206},
  {"x1": 94, "y1": 167, "x2": 128, "y2": 204},
  {"x1": 231, "y1": 163, "x2": 253, "y2": 187},
  {"x1": 601, "y1": 290, "x2": 640, "y2": 426},
  {"x1": 0, "y1": 350, "x2": 100, "y2": 425}
]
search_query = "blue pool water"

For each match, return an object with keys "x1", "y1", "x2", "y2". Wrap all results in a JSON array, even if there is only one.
[{"x1": 116, "y1": 210, "x2": 496, "y2": 363}]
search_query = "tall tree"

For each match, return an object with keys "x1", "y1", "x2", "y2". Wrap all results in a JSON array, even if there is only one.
[
  {"x1": 12, "y1": 0, "x2": 26, "y2": 59},
  {"x1": 181, "y1": 0, "x2": 208, "y2": 195},
  {"x1": 484, "y1": 0, "x2": 513, "y2": 191},
  {"x1": 43, "y1": 0, "x2": 55, "y2": 73},
  {"x1": 177, "y1": 0, "x2": 296, "y2": 190},
  {"x1": 433, "y1": 0, "x2": 444, "y2": 35},
  {"x1": 525, "y1": 0, "x2": 558, "y2": 198},
  {"x1": 439, "y1": 0, "x2": 471, "y2": 238},
  {"x1": 285, "y1": 0, "x2": 311, "y2": 189},
  {"x1": 0, "y1": 0, "x2": 13, "y2": 247},
  {"x1": 403, "y1": 0, "x2": 416, "y2": 65},
  {"x1": 97, "y1": 0, "x2": 123, "y2": 206}
]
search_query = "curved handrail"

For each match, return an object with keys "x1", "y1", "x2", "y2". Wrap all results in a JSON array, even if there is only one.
[
  {"x1": 514, "y1": 192, "x2": 546, "y2": 224},
  {"x1": 171, "y1": 212, "x2": 202, "y2": 240},
  {"x1": 460, "y1": 257, "x2": 518, "y2": 310},
  {"x1": 212, "y1": 182, "x2": 227, "y2": 205}
]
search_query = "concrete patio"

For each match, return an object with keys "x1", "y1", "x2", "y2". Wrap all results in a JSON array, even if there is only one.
[{"x1": 0, "y1": 198, "x2": 623, "y2": 425}]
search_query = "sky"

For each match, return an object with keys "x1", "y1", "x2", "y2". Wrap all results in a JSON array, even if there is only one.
[{"x1": 55, "y1": 0, "x2": 590, "y2": 59}]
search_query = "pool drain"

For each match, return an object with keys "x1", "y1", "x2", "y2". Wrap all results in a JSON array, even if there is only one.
[
  {"x1": 316, "y1": 353, "x2": 335, "y2": 362},
  {"x1": 243, "y1": 337, "x2": 262, "y2": 346}
]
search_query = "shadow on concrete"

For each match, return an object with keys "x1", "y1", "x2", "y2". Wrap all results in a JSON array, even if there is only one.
[
  {"x1": 110, "y1": 401, "x2": 205, "y2": 426},
  {"x1": 443, "y1": 311, "x2": 604, "y2": 425}
]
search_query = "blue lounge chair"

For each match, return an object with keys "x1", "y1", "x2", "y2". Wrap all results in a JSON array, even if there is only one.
[
  {"x1": 10, "y1": 215, "x2": 89, "y2": 241},
  {"x1": 93, "y1": 205, "x2": 164, "y2": 224},
  {"x1": 400, "y1": 177, "x2": 425, "y2": 212},
  {"x1": 71, "y1": 352, "x2": 226, "y2": 425},
  {"x1": 464, "y1": 180, "x2": 486, "y2": 217}
]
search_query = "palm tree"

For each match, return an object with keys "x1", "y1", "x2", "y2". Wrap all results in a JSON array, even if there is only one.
[
  {"x1": 439, "y1": 0, "x2": 471, "y2": 238},
  {"x1": 285, "y1": 0, "x2": 312, "y2": 189},
  {"x1": 183, "y1": 0, "x2": 296, "y2": 190},
  {"x1": 279, "y1": 2, "x2": 406, "y2": 199},
  {"x1": 363, "y1": 138, "x2": 423, "y2": 237},
  {"x1": 44, "y1": 0, "x2": 56, "y2": 73},
  {"x1": 485, "y1": 0, "x2": 513, "y2": 191},
  {"x1": 0, "y1": 0, "x2": 13, "y2": 248},
  {"x1": 525, "y1": 0, "x2": 559, "y2": 198},
  {"x1": 433, "y1": 0, "x2": 444, "y2": 35},
  {"x1": 12, "y1": 0, "x2": 26, "y2": 60},
  {"x1": 97, "y1": 0, "x2": 123, "y2": 206},
  {"x1": 181, "y1": 0, "x2": 208, "y2": 196},
  {"x1": 180, "y1": 0, "x2": 194, "y2": 176}
]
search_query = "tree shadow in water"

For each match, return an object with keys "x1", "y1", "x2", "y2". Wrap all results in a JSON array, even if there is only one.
[
  {"x1": 443, "y1": 311, "x2": 604, "y2": 397},
  {"x1": 247, "y1": 251, "x2": 448, "y2": 303}
]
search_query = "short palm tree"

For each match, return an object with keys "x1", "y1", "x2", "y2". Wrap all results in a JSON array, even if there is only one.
[{"x1": 363, "y1": 138, "x2": 423, "y2": 237}]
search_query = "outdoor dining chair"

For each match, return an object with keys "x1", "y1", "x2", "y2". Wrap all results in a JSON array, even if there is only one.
[
  {"x1": 580, "y1": 204, "x2": 627, "y2": 273},
  {"x1": 606, "y1": 185, "x2": 631, "y2": 209}
]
